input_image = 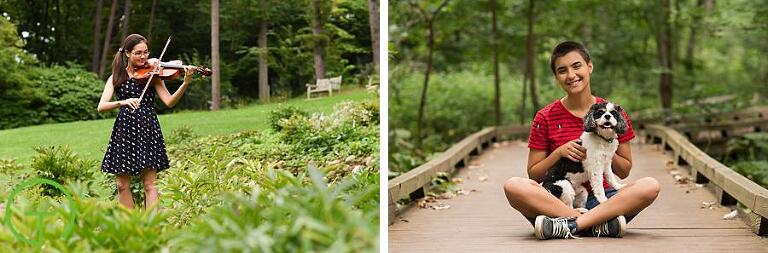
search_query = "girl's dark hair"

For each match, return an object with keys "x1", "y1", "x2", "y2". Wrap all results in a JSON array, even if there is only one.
[
  {"x1": 549, "y1": 41, "x2": 591, "y2": 74},
  {"x1": 111, "y1": 34, "x2": 148, "y2": 86}
]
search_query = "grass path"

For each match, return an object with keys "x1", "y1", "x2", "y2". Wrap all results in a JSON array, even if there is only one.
[{"x1": 0, "y1": 89, "x2": 374, "y2": 163}]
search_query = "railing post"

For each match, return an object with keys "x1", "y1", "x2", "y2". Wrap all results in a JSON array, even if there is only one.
[
  {"x1": 409, "y1": 185, "x2": 428, "y2": 201},
  {"x1": 716, "y1": 187, "x2": 737, "y2": 206},
  {"x1": 758, "y1": 217, "x2": 768, "y2": 236},
  {"x1": 388, "y1": 193, "x2": 397, "y2": 225}
]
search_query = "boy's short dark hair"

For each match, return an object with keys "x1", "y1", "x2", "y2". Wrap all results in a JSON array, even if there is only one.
[{"x1": 549, "y1": 41, "x2": 591, "y2": 74}]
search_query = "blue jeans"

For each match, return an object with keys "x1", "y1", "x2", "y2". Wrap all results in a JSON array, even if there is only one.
[{"x1": 526, "y1": 188, "x2": 636, "y2": 226}]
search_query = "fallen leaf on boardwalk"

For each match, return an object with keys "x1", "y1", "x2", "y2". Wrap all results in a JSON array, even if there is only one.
[
  {"x1": 674, "y1": 175, "x2": 691, "y2": 184},
  {"x1": 400, "y1": 219, "x2": 409, "y2": 222},
  {"x1": 470, "y1": 189, "x2": 478, "y2": 192},
  {"x1": 468, "y1": 164, "x2": 482, "y2": 169},
  {"x1": 452, "y1": 177, "x2": 464, "y2": 184},
  {"x1": 437, "y1": 192, "x2": 456, "y2": 199},
  {"x1": 701, "y1": 201, "x2": 716, "y2": 209},
  {"x1": 665, "y1": 160, "x2": 676, "y2": 170},
  {"x1": 478, "y1": 176, "x2": 489, "y2": 182},
  {"x1": 456, "y1": 189, "x2": 469, "y2": 195},
  {"x1": 418, "y1": 197, "x2": 451, "y2": 210},
  {"x1": 723, "y1": 210, "x2": 738, "y2": 220}
]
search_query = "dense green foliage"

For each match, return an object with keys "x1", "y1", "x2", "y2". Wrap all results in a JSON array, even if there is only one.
[
  {"x1": 0, "y1": 0, "x2": 373, "y2": 99},
  {"x1": 726, "y1": 133, "x2": 768, "y2": 188},
  {"x1": 0, "y1": 99, "x2": 379, "y2": 252},
  {"x1": 389, "y1": 0, "x2": 768, "y2": 174}
]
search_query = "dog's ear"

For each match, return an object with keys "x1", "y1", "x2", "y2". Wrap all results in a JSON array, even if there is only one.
[
  {"x1": 583, "y1": 104, "x2": 600, "y2": 132},
  {"x1": 614, "y1": 104, "x2": 628, "y2": 135}
]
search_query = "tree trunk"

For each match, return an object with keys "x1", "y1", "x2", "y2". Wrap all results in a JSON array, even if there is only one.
[
  {"x1": 211, "y1": 0, "x2": 221, "y2": 110},
  {"x1": 416, "y1": 20, "x2": 436, "y2": 150},
  {"x1": 656, "y1": 0, "x2": 674, "y2": 110},
  {"x1": 525, "y1": 0, "x2": 539, "y2": 113},
  {"x1": 98, "y1": 0, "x2": 120, "y2": 79},
  {"x1": 368, "y1": 0, "x2": 380, "y2": 73},
  {"x1": 147, "y1": 0, "x2": 157, "y2": 42},
  {"x1": 685, "y1": 0, "x2": 712, "y2": 89},
  {"x1": 120, "y1": 0, "x2": 131, "y2": 42},
  {"x1": 91, "y1": 0, "x2": 104, "y2": 72},
  {"x1": 490, "y1": 0, "x2": 500, "y2": 126},
  {"x1": 520, "y1": 72, "x2": 527, "y2": 125},
  {"x1": 258, "y1": 0, "x2": 269, "y2": 103},
  {"x1": 412, "y1": 0, "x2": 449, "y2": 150},
  {"x1": 310, "y1": 0, "x2": 326, "y2": 80}
]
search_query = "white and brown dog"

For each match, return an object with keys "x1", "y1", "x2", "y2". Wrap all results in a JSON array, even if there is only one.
[{"x1": 542, "y1": 102, "x2": 628, "y2": 209}]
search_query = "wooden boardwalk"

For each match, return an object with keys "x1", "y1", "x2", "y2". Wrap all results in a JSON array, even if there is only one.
[{"x1": 389, "y1": 140, "x2": 768, "y2": 252}]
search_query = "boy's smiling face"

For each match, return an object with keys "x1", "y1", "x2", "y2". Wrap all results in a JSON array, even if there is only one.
[{"x1": 553, "y1": 51, "x2": 593, "y2": 95}]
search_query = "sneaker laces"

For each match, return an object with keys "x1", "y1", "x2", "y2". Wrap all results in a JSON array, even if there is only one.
[
  {"x1": 550, "y1": 217, "x2": 578, "y2": 239},
  {"x1": 593, "y1": 221, "x2": 610, "y2": 237}
]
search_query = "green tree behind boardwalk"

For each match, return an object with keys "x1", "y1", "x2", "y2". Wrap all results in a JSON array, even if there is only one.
[{"x1": 389, "y1": 0, "x2": 768, "y2": 173}]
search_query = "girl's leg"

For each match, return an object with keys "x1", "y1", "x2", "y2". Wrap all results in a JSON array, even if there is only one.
[
  {"x1": 503, "y1": 177, "x2": 581, "y2": 218},
  {"x1": 142, "y1": 168, "x2": 159, "y2": 209},
  {"x1": 116, "y1": 174, "x2": 134, "y2": 208},
  {"x1": 574, "y1": 177, "x2": 660, "y2": 230}
]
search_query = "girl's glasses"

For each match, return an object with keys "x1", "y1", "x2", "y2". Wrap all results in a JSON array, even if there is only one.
[{"x1": 131, "y1": 51, "x2": 149, "y2": 57}]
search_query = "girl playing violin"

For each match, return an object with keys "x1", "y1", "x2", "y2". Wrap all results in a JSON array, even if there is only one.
[{"x1": 97, "y1": 33, "x2": 194, "y2": 209}]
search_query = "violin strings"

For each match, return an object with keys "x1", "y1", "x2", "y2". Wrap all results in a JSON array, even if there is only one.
[{"x1": 132, "y1": 36, "x2": 172, "y2": 113}]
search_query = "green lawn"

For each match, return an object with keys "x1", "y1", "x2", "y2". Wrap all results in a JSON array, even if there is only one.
[{"x1": 0, "y1": 89, "x2": 375, "y2": 163}]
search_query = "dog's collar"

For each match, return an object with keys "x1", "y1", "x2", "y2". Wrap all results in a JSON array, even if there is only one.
[{"x1": 599, "y1": 135, "x2": 614, "y2": 143}]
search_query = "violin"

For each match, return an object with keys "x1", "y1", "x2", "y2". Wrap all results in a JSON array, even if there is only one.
[{"x1": 132, "y1": 58, "x2": 212, "y2": 83}]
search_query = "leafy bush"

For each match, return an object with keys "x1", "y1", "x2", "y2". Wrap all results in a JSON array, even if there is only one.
[
  {"x1": 731, "y1": 161, "x2": 768, "y2": 189},
  {"x1": 0, "y1": 99, "x2": 379, "y2": 252},
  {"x1": 166, "y1": 125, "x2": 198, "y2": 145},
  {"x1": 31, "y1": 146, "x2": 99, "y2": 196},
  {"x1": 269, "y1": 105, "x2": 309, "y2": 131},
  {"x1": 28, "y1": 65, "x2": 111, "y2": 124},
  {"x1": 170, "y1": 168, "x2": 378, "y2": 253},
  {"x1": 388, "y1": 65, "x2": 528, "y2": 173},
  {"x1": 726, "y1": 133, "x2": 768, "y2": 161}
]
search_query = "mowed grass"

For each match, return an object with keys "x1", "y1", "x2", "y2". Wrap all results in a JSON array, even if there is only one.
[{"x1": 0, "y1": 89, "x2": 375, "y2": 163}]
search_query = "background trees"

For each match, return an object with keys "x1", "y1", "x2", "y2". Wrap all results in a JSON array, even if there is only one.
[
  {"x1": 0, "y1": 0, "x2": 374, "y2": 129},
  {"x1": 389, "y1": 0, "x2": 768, "y2": 173}
]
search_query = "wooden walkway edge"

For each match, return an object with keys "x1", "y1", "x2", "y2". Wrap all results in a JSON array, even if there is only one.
[{"x1": 389, "y1": 140, "x2": 768, "y2": 252}]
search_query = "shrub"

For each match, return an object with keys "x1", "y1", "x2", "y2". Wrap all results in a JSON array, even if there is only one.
[
  {"x1": 269, "y1": 105, "x2": 309, "y2": 131},
  {"x1": 28, "y1": 65, "x2": 111, "y2": 124},
  {"x1": 31, "y1": 146, "x2": 99, "y2": 196},
  {"x1": 169, "y1": 168, "x2": 378, "y2": 253},
  {"x1": 166, "y1": 125, "x2": 198, "y2": 145}
]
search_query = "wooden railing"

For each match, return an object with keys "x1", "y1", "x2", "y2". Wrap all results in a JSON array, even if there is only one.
[
  {"x1": 642, "y1": 124, "x2": 768, "y2": 235},
  {"x1": 387, "y1": 126, "x2": 529, "y2": 224}
]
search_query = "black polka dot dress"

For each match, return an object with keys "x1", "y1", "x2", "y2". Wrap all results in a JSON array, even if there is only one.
[{"x1": 101, "y1": 78, "x2": 170, "y2": 175}]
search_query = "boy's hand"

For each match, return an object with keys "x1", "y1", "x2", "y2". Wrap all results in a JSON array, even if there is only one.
[{"x1": 556, "y1": 139, "x2": 586, "y2": 162}]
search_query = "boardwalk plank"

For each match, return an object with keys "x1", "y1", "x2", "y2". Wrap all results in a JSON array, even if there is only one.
[{"x1": 389, "y1": 141, "x2": 768, "y2": 252}]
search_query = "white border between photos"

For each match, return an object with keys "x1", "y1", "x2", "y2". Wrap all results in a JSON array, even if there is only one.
[{"x1": 379, "y1": 0, "x2": 389, "y2": 252}]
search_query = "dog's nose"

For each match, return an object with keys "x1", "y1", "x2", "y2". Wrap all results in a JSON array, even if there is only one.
[{"x1": 604, "y1": 114, "x2": 612, "y2": 120}]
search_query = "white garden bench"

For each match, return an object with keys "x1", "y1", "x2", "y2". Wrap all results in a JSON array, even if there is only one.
[
  {"x1": 306, "y1": 78, "x2": 332, "y2": 99},
  {"x1": 306, "y1": 76, "x2": 342, "y2": 99}
]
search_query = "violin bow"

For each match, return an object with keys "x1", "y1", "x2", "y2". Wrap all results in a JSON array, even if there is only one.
[{"x1": 132, "y1": 36, "x2": 172, "y2": 113}]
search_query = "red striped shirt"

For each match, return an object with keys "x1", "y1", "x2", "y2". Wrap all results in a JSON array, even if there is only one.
[{"x1": 527, "y1": 97, "x2": 635, "y2": 191}]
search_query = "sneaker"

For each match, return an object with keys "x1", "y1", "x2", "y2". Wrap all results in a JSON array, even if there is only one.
[
  {"x1": 534, "y1": 215, "x2": 578, "y2": 240},
  {"x1": 590, "y1": 215, "x2": 627, "y2": 238}
]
